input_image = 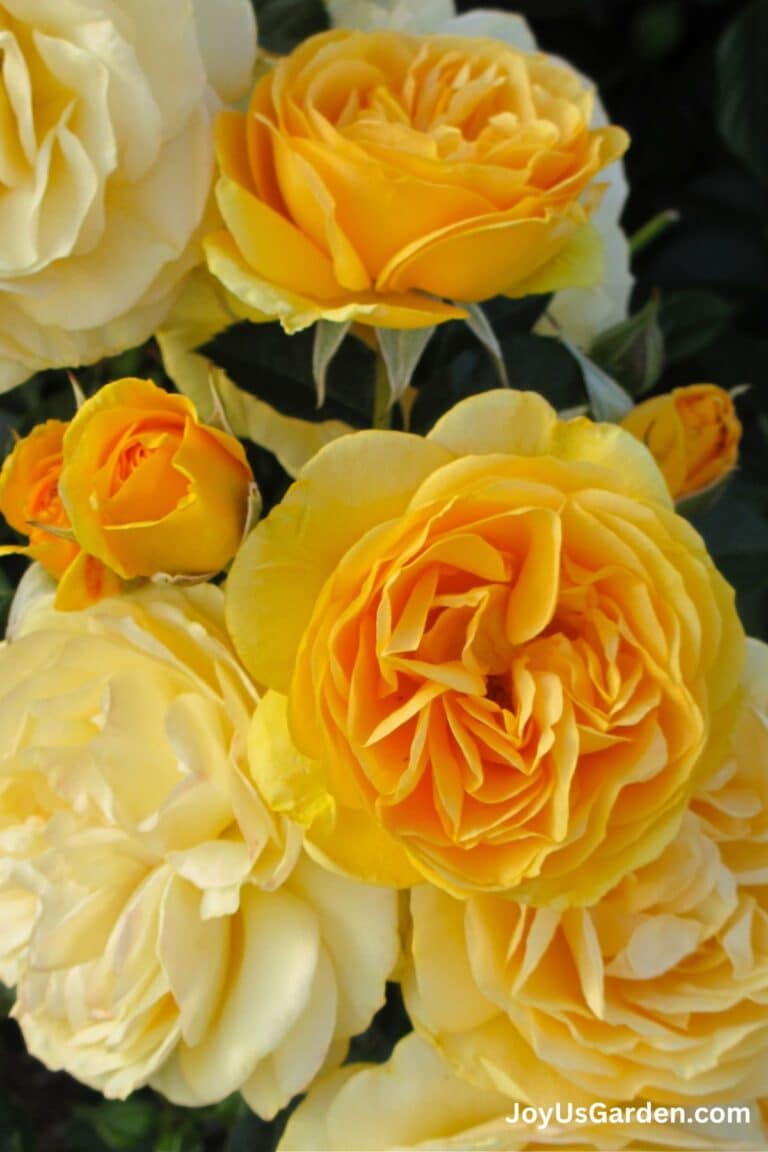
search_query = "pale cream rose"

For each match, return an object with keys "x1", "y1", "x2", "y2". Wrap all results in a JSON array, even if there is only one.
[
  {"x1": 0, "y1": 0, "x2": 257, "y2": 390},
  {"x1": 279, "y1": 1032, "x2": 767, "y2": 1151},
  {"x1": 0, "y1": 580, "x2": 398, "y2": 1113},
  {"x1": 327, "y1": 0, "x2": 632, "y2": 346},
  {"x1": 694, "y1": 638, "x2": 768, "y2": 885},
  {"x1": 404, "y1": 643, "x2": 768, "y2": 1108}
]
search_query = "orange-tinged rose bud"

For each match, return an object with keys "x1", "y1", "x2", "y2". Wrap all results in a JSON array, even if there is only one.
[
  {"x1": 621, "y1": 384, "x2": 741, "y2": 500},
  {"x1": 59, "y1": 378, "x2": 254, "y2": 583},
  {"x1": 0, "y1": 421, "x2": 80, "y2": 578}
]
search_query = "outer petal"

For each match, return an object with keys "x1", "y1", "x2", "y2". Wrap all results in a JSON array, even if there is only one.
[
  {"x1": 428, "y1": 390, "x2": 672, "y2": 507},
  {"x1": 379, "y1": 207, "x2": 601, "y2": 303},
  {"x1": 240, "y1": 948, "x2": 338, "y2": 1119},
  {"x1": 191, "y1": 0, "x2": 257, "y2": 104},
  {"x1": 248, "y1": 691, "x2": 419, "y2": 887},
  {"x1": 538, "y1": 218, "x2": 632, "y2": 347},
  {"x1": 155, "y1": 887, "x2": 320, "y2": 1104},
  {"x1": 226, "y1": 433, "x2": 453, "y2": 690},
  {"x1": 287, "y1": 855, "x2": 400, "y2": 1035},
  {"x1": 440, "y1": 9, "x2": 537, "y2": 51},
  {"x1": 205, "y1": 230, "x2": 465, "y2": 334}
]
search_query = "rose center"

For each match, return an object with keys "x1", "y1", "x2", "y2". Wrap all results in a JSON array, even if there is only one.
[
  {"x1": 116, "y1": 441, "x2": 150, "y2": 486},
  {"x1": 485, "y1": 672, "x2": 513, "y2": 710},
  {"x1": 29, "y1": 470, "x2": 65, "y2": 526}
]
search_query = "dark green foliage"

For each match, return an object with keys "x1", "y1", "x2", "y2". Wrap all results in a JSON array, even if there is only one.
[
  {"x1": 252, "y1": 0, "x2": 329, "y2": 52},
  {"x1": 201, "y1": 322, "x2": 376, "y2": 429},
  {"x1": 717, "y1": 0, "x2": 768, "y2": 182},
  {"x1": 591, "y1": 296, "x2": 664, "y2": 395}
]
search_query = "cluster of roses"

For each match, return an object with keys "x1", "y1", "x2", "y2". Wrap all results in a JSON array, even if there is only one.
[{"x1": 0, "y1": 1, "x2": 763, "y2": 1150}]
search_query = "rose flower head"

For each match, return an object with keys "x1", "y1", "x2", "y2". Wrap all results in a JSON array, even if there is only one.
[
  {"x1": 205, "y1": 26, "x2": 628, "y2": 332},
  {"x1": 621, "y1": 384, "x2": 742, "y2": 501},
  {"x1": 228, "y1": 390, "x2": 743, "y2": 903},
  {"x1": 55, "y1": 377, "x2": 254, "y2": 601},
  {"x1": 0, "y1": 379, "x2": 255, "y2": 610},
  {"x1": 0, "y1": 0, "x2": 257, "y2": 389},
  {"x1": 404, "y1": 641, "x2": 768, "y2": 1112},
  {"x1": 0, "y1": 579, "x2": 399, "y2": 1112}
]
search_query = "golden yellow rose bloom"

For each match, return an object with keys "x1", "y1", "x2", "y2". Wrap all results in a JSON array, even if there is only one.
[
  {"x1": 0, "y1": 581, "x2": 399, "y2": 1112},
  {"x1": 205, "y1": 28, "x2": 629, "y2": 332},
  {"x1": 228, "y1": 391, "x2": 743, "y2": 902},
  {"x1": 403, "y1": 641, "x2": 768, "y2": 1111},
  {"x1": 59, "y1": 378, "x2": 254, "y2": 585},
  {"x1": 621, "y1": 384, "x2": 742, "y2": 500},
  {"x1": 0, "y1": 421, "x2": 80, "y2": 579}
]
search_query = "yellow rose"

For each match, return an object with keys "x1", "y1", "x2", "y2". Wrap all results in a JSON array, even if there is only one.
[
  {"x1": 205, "y1": 28, "x2": 628, "y2": 332},
  {"x1": 0, "y1": 0, "x2": 257, "y2": 390},
  {"x1": 404, "y1": 643, "x2": 768, "y2": 1110},
  {"x1": 0, "y1": 581, "x2": 399, "y2": 1112},
  {"x1": 58, "y1": 377, "x2": 253, "y2": 589},
  {"x1": 280, "y1": 1033, "x2": 767, "y2": 1151},
  {"x1": 621, "y1": 385, "x2": 742, "y2": 501},
  {"x1": 229, "y1": 390, "x2": 743, "y2": 902},
  {"x1": 326, "y1": 3, "x2": 634, "y2": 348}
]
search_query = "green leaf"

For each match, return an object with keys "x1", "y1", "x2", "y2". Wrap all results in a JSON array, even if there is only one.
[
  {"x1": 252, "y1": 0, "x2": 329, "y2": 53},
  {"x1": 561, "y1": 339, "x2": 634, "y2": 422},
  {"x1": 155, "y1": 1124, "x2": 203, "y2": 1152},
  {"x1": 0, "y1": 1094, "x2": 30, "y2": 1152},
  {"x1": 75, "y1": 1098, "x2": 156, "y2": 1150},
  {"x1": 658, "y1": 290, "x2": 734, "y2": 364},
  {"x1": 590, "y1": 296, "x2": 665, "y2": 395},
  {"x1": 717, "y1": 0, "x2": 768, "y2": 181},
  {"x1": 631, "y1": 1, "x2": 684, "y2": 60}
]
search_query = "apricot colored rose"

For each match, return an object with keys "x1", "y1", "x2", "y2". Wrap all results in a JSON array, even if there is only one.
[
  {"x1": 205, "y1": 28, "x2": 628, "y2": 332},
  {"x1": 0, "y1": 421, "x2": 79, "y2": 578},
  {"x1": 59, "y1": 378, "x2": 253, "y2": 583},
  {"x1": 404, "y1": 645, "x2": 768, "y2": 1111},
  {"x1": 228, "y1": 391, "x2": 743, "y2": 902},
  {"x1": 621, "y1": 384, "x2": 741, "y2": 500}
]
